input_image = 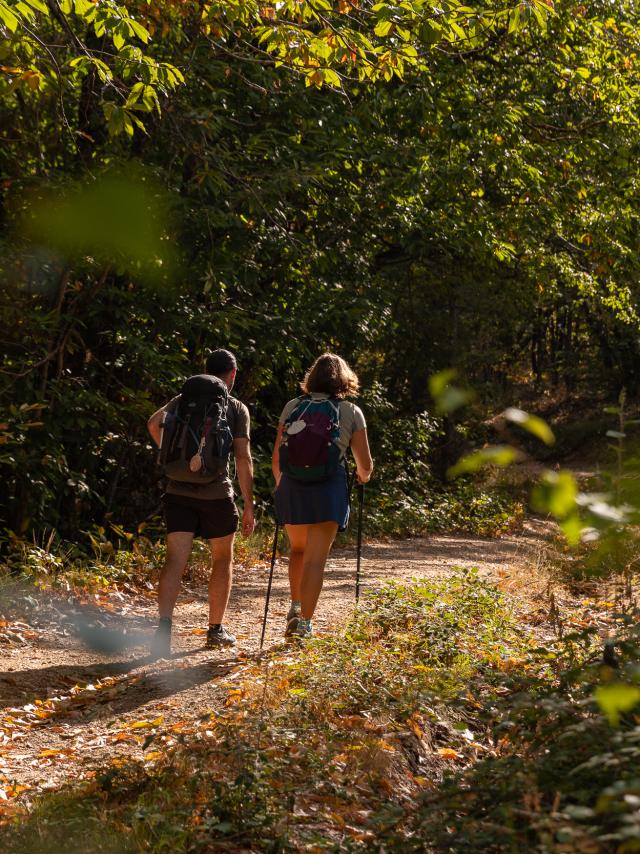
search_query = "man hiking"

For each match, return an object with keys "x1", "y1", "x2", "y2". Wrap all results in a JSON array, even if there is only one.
[{"x1": 147, "y1": 349, "x2": 255, "y2": 657}]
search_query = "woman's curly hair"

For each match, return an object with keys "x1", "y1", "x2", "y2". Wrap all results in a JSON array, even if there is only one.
[{"x1": 301, "y1": 353, "x2": 359, "y2": 399}]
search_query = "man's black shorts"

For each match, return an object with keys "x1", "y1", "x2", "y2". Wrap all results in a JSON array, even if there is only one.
[{"x1": 163, "y1": 494, "x2": 239, "y2": 539}]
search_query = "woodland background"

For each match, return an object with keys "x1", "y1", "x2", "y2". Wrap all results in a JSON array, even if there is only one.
[{"x1": 2, "y1": 0, "x2": 639, "y2": 548}]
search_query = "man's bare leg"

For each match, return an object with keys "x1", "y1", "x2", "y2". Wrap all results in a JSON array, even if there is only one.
[
  {"x1": 152, "y1": 531, "x2": 193, "y2": 657},
  {"x1": 158, "y1": 531, "x2": 194, "y2": 619},
  {"x1": 207, "y1": 533, "x2": 235, "y2": 638}
]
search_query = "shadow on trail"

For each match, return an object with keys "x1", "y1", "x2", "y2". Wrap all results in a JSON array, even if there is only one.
[{"x1": 0, "y1": 650, "x2": 243, "y2": 722}]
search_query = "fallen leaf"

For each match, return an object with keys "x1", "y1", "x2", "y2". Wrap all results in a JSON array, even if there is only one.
[
  {"x1": 437, "y1": 747, "x2": 462, "y2": 760},
  {"x1": 408, "y1": 717, "x2": 424, "y2": 739},
  {"x1": 112, "y1": 731, "x2": 136, "y2": 742},
  {"x1": 127, "y1": 716, "x2": 163, "y2": 730}
]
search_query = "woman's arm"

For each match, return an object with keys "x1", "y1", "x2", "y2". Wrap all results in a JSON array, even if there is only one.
[
  {"x1": 272, "y1": 423, "x2": 285, "y2": 484},
  {"x1": 350, "y1": 428, "x2": 373, "y2": 483}
]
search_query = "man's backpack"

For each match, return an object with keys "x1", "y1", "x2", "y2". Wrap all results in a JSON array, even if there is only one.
[
  {"x1": 159, "y1": 375, "x2": 233, "y2": 484},
  {"x1": 279, "y1": 396, "x2": 342, "y2": 482}
]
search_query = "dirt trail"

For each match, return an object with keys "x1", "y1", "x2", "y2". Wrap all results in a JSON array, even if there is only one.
[{"x1": 0, "y1": 520, "x2": 554, "y2": 800}]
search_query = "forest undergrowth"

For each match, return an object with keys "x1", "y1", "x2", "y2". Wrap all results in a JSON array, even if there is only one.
[{"x1": 2, "y1": 564, "x2": 639, "y2": 853}]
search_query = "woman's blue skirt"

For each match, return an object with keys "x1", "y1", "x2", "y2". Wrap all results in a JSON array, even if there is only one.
[{"x1": 275, "y1": 465, "x2": 350, "y2": 531}]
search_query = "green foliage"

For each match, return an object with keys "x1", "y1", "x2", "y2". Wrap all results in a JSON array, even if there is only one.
[
  {"x1": 425, "y1": 483, "x2": 524, "y2": 537},
  {"x1": 355, "y1": 394, "x2": 523, "y2": 537},
  {"x1": 3, "y1": 0, "x2": 640, "y2": 545},
  {"x1": 410, "y1": 612, "x2": 640, "y2": 852}
]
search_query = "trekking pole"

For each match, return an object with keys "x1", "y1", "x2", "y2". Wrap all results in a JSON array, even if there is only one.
[
  {"x1": 347, "y1": 465, "x2": 357, "y2": 502},
  {"x1": 355, "y1": 483, "x2": 365, "y2": 604},
  {"x1": 260, "y1": 521, "x2": 280, "y2": 650}
]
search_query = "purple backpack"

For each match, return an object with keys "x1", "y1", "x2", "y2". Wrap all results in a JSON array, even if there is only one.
[{"x1": 279, "y1": 396, "x2": 342, "y2": 482}]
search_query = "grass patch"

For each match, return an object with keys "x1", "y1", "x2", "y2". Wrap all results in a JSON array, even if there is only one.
[
  {"x1": 364, "y1": 482, "x2": 525, "y2": 539},
  {"x1": 0, "y1": 527, "x2": 275, "y2": 592}
]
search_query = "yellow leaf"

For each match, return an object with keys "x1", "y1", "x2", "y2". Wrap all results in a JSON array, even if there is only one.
[
  {"x1": 7, "y1": 784, "x2": 30, "y2": 796},
  {"x1": 225, "y1": 690, "x2": 245, "y2": 706},
  {"x1": 128, "y1": 716, "x2": 163, "y2": 729},
  {"x1": 349, "y1": 831, "x2": 375, "y2": 842},
  {"x1": 340, "y1": 714, "x2": 368, "y2": 729},
  {"x1": 408, "y1": 717, "x2": 424, "y2": 739},
  {"x1": 437, "y1": 747, "x2": 462, "y2": 760}
]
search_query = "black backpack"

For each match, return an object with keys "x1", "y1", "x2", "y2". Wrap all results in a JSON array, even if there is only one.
[{"x1": 158, "y1": 375, "x2": 233, "y2": 484}]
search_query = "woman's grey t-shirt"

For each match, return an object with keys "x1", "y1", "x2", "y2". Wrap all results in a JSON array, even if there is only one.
[{"x1": 278, "y1": 394, "x2": 366, "y2": 459}]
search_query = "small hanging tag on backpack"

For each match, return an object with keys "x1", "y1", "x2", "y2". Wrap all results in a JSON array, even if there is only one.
[
  {"x1": 287, "y1": 420, "x2": 306, "y2": 435},
  {"x1": 190, "y1": 435, "x2": 206, "y2": 472}
]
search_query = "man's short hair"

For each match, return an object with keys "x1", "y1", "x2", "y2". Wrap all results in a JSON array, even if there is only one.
[{"x1": 206, "y1": 349, "x2": 237, "y2": 377}]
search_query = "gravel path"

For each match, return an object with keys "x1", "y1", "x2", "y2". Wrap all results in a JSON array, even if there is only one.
[{"x1": 0, "y1": 520, "x2": 554, "y2": 800}]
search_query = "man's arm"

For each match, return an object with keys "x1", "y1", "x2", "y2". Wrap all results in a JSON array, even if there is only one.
[
  {"x1": 147, "y1": 405, "x2": 167, "y2": 447},
  {"x1": 234, "y1": 437, "x2": 255, "y2": 537}
]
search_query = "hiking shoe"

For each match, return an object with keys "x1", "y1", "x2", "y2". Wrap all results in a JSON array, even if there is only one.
[
  {"x1": 295, "y1": 618, "x2": 313, "y2": 640},
  {"x1": 285, "y1": 601, "x2": 301, "y2": 637},
  {"x1": 151, "y1": 619, "x2": 171, "y2": 659},
  {"x1": 206, "y1": 624, "x2": 236, "y2": 648},
  {"x1": 285, "y1": 615, "x2": 300, "y2": 637}
]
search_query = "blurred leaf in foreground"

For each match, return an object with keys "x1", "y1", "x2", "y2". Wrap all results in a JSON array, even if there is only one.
[
  {"x1": 448, "y1": 446, "x2": 522, "y2": 478},
  {"x1": 429, "y1": 370, "x2": 474, "y2": 415},
  {"x1": 19, "y1": 169, "x2": 175, "y2": 281},
  {"x1": 502, "y1": 407, "x2": 555, "y2": 445},
  {"x1": 595, "y1": 683, "x2": 640, "y2": 726},
  {"x1": 531, "y1": 470, "x2": 578, "y2": 519}
]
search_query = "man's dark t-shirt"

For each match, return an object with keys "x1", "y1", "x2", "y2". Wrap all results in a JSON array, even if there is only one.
[{"x1": 163, "y1": 396, "x2": 250, "y2": 500}]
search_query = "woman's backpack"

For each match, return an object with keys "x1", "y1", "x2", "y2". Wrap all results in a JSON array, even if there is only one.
[
  {"x1": 279, "y1": 396, "x2": 342, "y2": 482},
  {"x1": 159, "y1": 375, "x2": 233, "y2": 484}
]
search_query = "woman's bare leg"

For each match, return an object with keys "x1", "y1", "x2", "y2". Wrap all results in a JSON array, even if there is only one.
[
  {"x1": 285, "y1": 524, "x2": 308, "y2": 602},
  {"x1": 299, "y1": 522, "x2": 339, "y2": 620}
]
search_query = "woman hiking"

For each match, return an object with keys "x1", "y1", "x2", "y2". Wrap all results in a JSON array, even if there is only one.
[{"x1": 271, "y1": 353, "x2": 373, "y2": 639}]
